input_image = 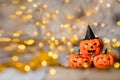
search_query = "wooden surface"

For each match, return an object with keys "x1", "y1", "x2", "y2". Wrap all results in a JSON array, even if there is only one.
[{"x1": 45, "y1": 67, "x2": 120, "y2": 80}]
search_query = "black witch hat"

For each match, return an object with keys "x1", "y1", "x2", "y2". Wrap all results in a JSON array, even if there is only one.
[{"x1": 84, "y1": 25, "x2": 95, "y2": 39}]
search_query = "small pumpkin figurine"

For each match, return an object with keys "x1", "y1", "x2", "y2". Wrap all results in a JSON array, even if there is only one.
[
  {"x1": 68, "y1": 53, "x2": 80, "y2": 68},
  {"x1": 93, "y1": 49, "x2": 114, "y2": 69},
  {"x1": 79, "y1": 25, "x2": 103, "y2": 56},
  {"x1": 68, "y1": 53, "x2": 92, "y2": 68},
  {"x1": 77, "y1": 54, "x2": 92, "y2": 68}
]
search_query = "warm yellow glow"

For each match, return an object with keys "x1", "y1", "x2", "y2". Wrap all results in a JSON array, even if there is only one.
[
  {"x1": 39, "y1": 42, "x2": 44, "y2": 47},
  {"x1": 38, "y1": 8, "x2": 43, "y2": 12},
  {"x1": 94, "y1": 6, "x2": 99, "y2": 11},
  {"x1": 61, "y1": 36, "x2": 66, "y2": 42},
  {"x1": 116, "y1": 41, "x2": 120, "y2": 47},
  {"x1": 42, "y1": 19, "x2": 48, "y2": 24},
  {"x1": 0, "y1": 34, "x2": 2, "y2": 36},
  {"x1": 46, "y1": 13, "x2": 50, "y2": 17},
  {"x1": 20, "y1": 6, "x2": 27, "y2": 10},
  {"x1": 33, "y1": 31, "x2": 38, "y2": 36},
  {"x1": 12, "y1": 0, "x2": 20, "y2": 4},
  {"x1": 65, "y1": 0, "x2": 70, "y2": 3},
  {"x1": 55, "y1": 10, "x2": 59, "y2": 14},
  {"x1": 52, "y1": 54, "x2": 58, "y2": 59},
  {"x1": 112, "y1": 38, "x2": 117, "y2": 43},
  {"x1": 70, "y1": 48, "x2": 74, "y2": 52},
  {"x1": 4, "y1": 46, "x2": 13, "y2": 51},
  {"x1": 18, "y1": 44, "x2": 26, "y2": 50},
  {"x1": 13, "y1": 39, "x2": 20, "y2": 43},
  {"x1": 24, "y1": 39, "x2": 35, "y2": 45},
  {"x1": 9, "y1": 14, "x2": 17, "y2": 19},
  {"x1": 51, "y1": 36, "x2": 55, "y2": 41},
  {"x1": 41, "y1": 61, "x2": 47, "y2": 66},
  {"x1": 22, "y1": 15, "x2": 32, "y2": 20},
  {"x1": 12, "y1": 56, "x2": 19, "y2": 61},
  {"x1": 5, "y1": 38, "x2": 11, "y2": 42},
  {"x1": 43, "y1": 4, "x2": 48, "y2": 9},
  {"x1": 103, "y1": 38, "x2": 110, "y2": 44},
  {"x1": 66, "y1": 14, "x2": 74, "y2": 20},
  {"x1": 46, "y1": 32, "x2": 51, "y2": 36},
  {"x1": 50, "y1": 44, "x2": 55, "y2": 50},
  {"x1": 13, "y1": 32, "x2": 21, "y2": 37},
  {"x1": 27, "y1": 0, "x2": 33, "y2": 2},
  {"x1": 24, "y1": 65, "x2": 31, "y2": 72},
  {"x1": 48, "y1": 51, "x2": 53, "y2": 57},
  {"x1": 86, "y1": 10, "x2": 92, "y2": 17},
  {"x1": 15, "y1": 11, "x2": 23, "y2": 16},
  {"x1": 117, "y1": 21, "x2": 120, "y2": 26},
  {"x1": 15, "y1": 62, "x2": 23, "y2": 68},
  {"x1": 41, "y1": 25, "x2": 46, "y2": 29},
  {"x1": 27, "y1": 14, "x2": 32, "y2": 19},
  {"x1": 35, "y1": 21, "x2": 40, "y2": 26},
  {"x1": 76, "y1": 18, "x2": 81, "y2": 23},
  {"x1": 54, "y1": 40, "x2": 59, "y2": 45},
  {"x1": 101, "y1": 23, "x2": 106, "y2": 27},
  {"x1": 49, "y1": 69, "x2": 56, "y2": 75},
  {"x1": 51, "y1": 13, "x2": 57, "y2": 19},
  {"x1": 99, "y1": 0, "x2": 103, "y2": 3},
  {"x1": 67, "y1": 41, "x2": 72, "y2": 46},
  {"x1": 106, "y1": 3, "x2": 111, "y2": 8},
  {"x1": 27, "y1": 9, "x2": 33, "y2": 13},
  {"x1": 114, "y1": 62, "x2": 120, "y2": 69},
  {"x1": 83, "y1": 63, "x2": 88, "y2": 68},
  {"x1": 92, "y1": 22, "x2": 98, "y2": 26}
]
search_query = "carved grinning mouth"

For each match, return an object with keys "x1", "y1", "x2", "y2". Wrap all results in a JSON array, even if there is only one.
[{"x1": 88, "y1": 50, "x2": 96, "y2": 53}]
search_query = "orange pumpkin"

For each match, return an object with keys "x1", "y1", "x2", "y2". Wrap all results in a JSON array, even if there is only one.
[
  {"x1": 68, "y1": 54, "x2": 92, "y2": 68},
  {"x1": 68, "y1": 53, "x2": 80, "y2": 68},
  {"x1": 77, "y1": 54, "x2": 92, "y2": 68},
  {"x1": 93, "y1": 49, "x2": 114, "y2": 69},
  {"x1": 80, "y1": 38, "x2": 103, "y2": 56},
  {"x1": 79, "y1": 25, "x2": 103, "y2": 56}
]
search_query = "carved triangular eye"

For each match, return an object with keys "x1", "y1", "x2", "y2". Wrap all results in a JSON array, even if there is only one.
[
  {"x1": 108, "y1": 58, "x2": 110, "y2": 60},
  {"x1": 85, "y1": 43, "x2": 88, "y2": 45},
  {"x1": 94, "y1": 43, "x2": 97, "y2": 45},
  {"x1": 73, "y1": 58, "x2": 77, "y2": 62}
]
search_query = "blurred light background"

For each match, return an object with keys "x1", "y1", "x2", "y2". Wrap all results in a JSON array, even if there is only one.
[{"x1": 0, "y1": 0, "x2": 120, "y2": 80}]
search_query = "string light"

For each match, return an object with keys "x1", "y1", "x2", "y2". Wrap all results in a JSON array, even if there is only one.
[
  {"x1": 41, "y1": 61, "x2": 47, "y2": 66},
  {"x1": 106, "y1": 3, "x2": 111, "y2": 8},
  {"x1": 24, "y1": 65, "x2": 31, "y2": 72},
  {"x1": 114, "y1": 62, "x2": 120, "y2": 69},
  {"x1": 49, "y1": 69, "x2": 56, "y2": 75},
  {"x1": 27, "y1": 0, "x2": 33, "y2": 2},
  {"x1": 117, "y1": 21, "x2": 120, "y2": 26},
  {"x1": 12, "y1": 56, "x2": 19, "y2": 61},
  {"x1": 101, "y1": 23, "x2": 106, "y2": 27},
  {"x1": 18, "y1": 44, "x2": 26, "y2": 50}
]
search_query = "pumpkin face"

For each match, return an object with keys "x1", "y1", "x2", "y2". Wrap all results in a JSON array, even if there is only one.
[
  {"x1": 68, "y1": 54, "x2": 92, "y2": 68},
  {"x1": 68, "y1": 54, "x2": 80, "y2": 68},
  {"x1": 77, "y1": 54, "x2": 92, "y2": 68},
  {"x1": 94, "y1": 53, "x2": 114, "y2": 69},
  {"x1": 80, "y1": 38, "x2": 103, "y2": 56}
]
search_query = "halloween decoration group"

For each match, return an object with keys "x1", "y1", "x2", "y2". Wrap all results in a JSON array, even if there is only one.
[{"x1": 68, "y1": 25, "x2": 115, "y2": 69}]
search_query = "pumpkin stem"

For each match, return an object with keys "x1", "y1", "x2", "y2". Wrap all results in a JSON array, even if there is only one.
[
  {"x1": 78, "y1": 49, "x2": 80, "y2": 55},
  {"x1": 104, "y1": 49, "x2": 107, "y2": 54}
]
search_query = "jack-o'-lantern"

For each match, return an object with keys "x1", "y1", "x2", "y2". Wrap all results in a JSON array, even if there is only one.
[
  {"x1": 80, "y1": 25, "x2": 103, "y2": 56},
  {"x1": 93, "y1": 49, "x2": 114, "y2": 69},
  {"x1": 77, "y1": 54, "x2": 92, "y2": 68},
  {"x1": 68, "y1": 53, "x2": 80, "y2": 68},
  {"x1": 68, "y1": 53, "x2": 92, "y2": 68}
]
